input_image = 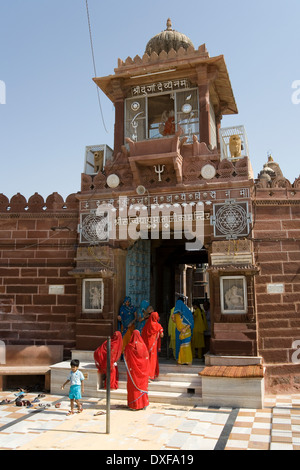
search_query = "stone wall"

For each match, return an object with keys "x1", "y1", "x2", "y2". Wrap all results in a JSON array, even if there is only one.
[
  {"x1": 253, "y1": 187, "x2": 300, "y2": 393},
  {"x1": 0, "y1": 192, "x2": 79, "y2": 358}
]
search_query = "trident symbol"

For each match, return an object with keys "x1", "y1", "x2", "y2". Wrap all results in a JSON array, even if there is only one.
[{"x1": 154, "y1": 164, "x2": 165, "y2": 182}]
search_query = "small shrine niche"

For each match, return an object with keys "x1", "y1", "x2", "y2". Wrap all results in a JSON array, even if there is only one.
[
  {"x1": 82, "y1": 278, "x2": 104, "y2": 313},
  {"x1": 84, "y1": 144, "x2": 113, "y2": 175},
  {"x1": 219, "y1": 125, "x2": 249, "y2": 161}
]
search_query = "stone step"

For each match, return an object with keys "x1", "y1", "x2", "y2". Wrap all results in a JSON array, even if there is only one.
[
  {"x1": 50, "y1": 356, "x2": 204, "y2": 406},
  {"x1": 95, "y1": 387, "x2": 202, "y2": 406},
  {"x1": 118, "y1": 371, "x2": 201, "y2": 386},
  {"x1": 117, "y1": 362, "x2": 203, "y2": 378},
  {"x1": 71, "y1": 350, "x2": 205, "y2": 371},
  {"x1": 115, "y1": 378, "x2": 201, "y2": 394}
]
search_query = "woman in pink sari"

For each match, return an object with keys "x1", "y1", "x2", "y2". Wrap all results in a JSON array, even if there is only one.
[
  {"x1": 141, "y1": 311, "x2": 164, "y2": 380},
  {"x1": 94, "y1": 331, "x2": 123, "y2": 389},
  {"x1": 124, "y1": 330, "x2": 150, "y2": 410}
]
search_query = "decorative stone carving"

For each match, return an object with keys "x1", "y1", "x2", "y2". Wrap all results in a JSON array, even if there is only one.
[
  {"x1": 235, "y1": 157, "x2": 249, "y2": 176},
  {"x1": 217, "y1": 159, "x2": 234, "y2": 178},
  {"x1": 0, "y1": 194, "x2": 9, "y2": 212},
  {"x1": 293, "y1": 176, "x2": 300, "y2": 188},
  {"x1": 27, "y1": 193, "x2": 45, "y2": 212},
  {"x1": 266, "y1": 155, "x2": 283, "y2": 178},
  {"x1": 271, "y1": 177, "x2": 292, "y2": 189},
  {"x1": 9, "y1": 193, "x2": 27, "y2": 212},
  {"x1": 93, "y1": 171, "x2": 107, "y2": 190},
  {"x1": 81, "y1": 174, "x2": 93, "y2": 192},
  {"x1": 45, "y1": 193, "x2": 64, "y2": 211},
  {"x1": 201, "y1": 163, "x2": 216, "y2": 180},
  {"x1": 211, "y1": 200, "x2": 252, "y2": 239},
  {"x1": 80, "y1": 213, "x2": 108, "y2": 243},
  {"x1": 183, "y1": 161, "x2": 201, "y2": 183},
  {"x1": 65, "y1": 193, "x2": 79, "y2": 210},
  {"x1": 192, "y1": 135, "x2": 216, "y2": 157},
  {"x1": 119, "y1": 169, "x2": 133, "y2": 188}
]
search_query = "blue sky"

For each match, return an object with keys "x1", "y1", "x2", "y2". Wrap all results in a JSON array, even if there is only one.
[{"x1": 0, "y1": 0, "x2": 299, "y2": 200}]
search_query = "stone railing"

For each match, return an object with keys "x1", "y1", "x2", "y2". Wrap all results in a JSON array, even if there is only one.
[{"x1": 116, "y1": 44, "x2": 209, "y2": 71}]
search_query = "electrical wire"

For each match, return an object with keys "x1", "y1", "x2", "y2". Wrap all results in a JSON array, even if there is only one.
[{"x1": 85, "y1": 0, "x2": 108, "y2": 133}]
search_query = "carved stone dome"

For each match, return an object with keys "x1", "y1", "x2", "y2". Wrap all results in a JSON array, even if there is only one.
[{"x1": 145, "y1": 19, "x2": 194, "y2": 55}]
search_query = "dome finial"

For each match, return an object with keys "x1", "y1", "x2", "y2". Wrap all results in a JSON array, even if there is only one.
[
  {"x1": 166, "y1": 18, "x2": 172, "y2": 30},
  {"x1": 145, "y1": 20, "x2": 194, "y2": 55}
]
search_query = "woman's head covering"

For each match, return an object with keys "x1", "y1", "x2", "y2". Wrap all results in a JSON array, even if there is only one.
[
  {"x1": 174, "y1": 299, "x2": 194, "y2": 331},
  {"x1": 121, "y1": 295, "x2": 132, "y2": 309},
  {"x1": 136, "y1": 300, "x2": 150, "y2": 332},
  {"x1": 138, "y1": 300, "x2": 150, "y2": 315},
  {"x1": 119, "y1": 296, "x2": 136, "y2": 331},
  {"x1": 126, "y1": 330, "x2": 148, "y2": 357},
  {"x1": 94, "y1": 331, "x2": 123, "y2": 373},
  {"x1": 142, "y1": 311, "x2": 162, "y2": 336}
]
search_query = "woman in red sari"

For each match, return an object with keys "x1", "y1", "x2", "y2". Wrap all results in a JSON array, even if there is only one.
[
  {"x1": 124, "y1": 330, "x2": 150, "y2": 410},
  {"x1": 94, "y1": 331, "x2": 123, "y2": 390},
  {"x1": 141, "y1": 311, "x2": 164, "y2": 380}
]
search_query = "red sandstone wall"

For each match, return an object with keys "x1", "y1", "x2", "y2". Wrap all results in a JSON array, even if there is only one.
[
  {"x1": 0, "y1": 192, "x2": 79, "y2": 358},
  {"x1": 253, "y1": 198, "x2": 300, "y2": 393}
]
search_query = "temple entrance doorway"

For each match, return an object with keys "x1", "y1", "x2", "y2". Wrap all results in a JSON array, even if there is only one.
[{"x1": 150, "y1": 239, "x2": 209, "y2": 358}]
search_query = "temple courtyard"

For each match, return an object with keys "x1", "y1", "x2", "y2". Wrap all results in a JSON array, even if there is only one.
[{"x1": 0, "y1": 390, "x2": 300, "y2": 450}]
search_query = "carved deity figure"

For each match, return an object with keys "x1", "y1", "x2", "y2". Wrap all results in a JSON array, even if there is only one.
[
  {"x1": 90, "y1": 286, "x2": 102, "y2": 309},
  {"x1": 159, "y1": 110, "x2": 175, "y2": 136},
  {"x1": 93, "y1": 151, "x2": 103, "y2": 173},
  {"x1": 229, "y1": 135, "x2": 242, "y2": 158},
  {"x1": 225, "y1": 285, "x2": 244, "y2": 310}
]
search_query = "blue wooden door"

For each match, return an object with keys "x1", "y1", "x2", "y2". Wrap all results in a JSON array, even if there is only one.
[{"x1": 126, "y1": 239, "x2": 151, "y2": 307}]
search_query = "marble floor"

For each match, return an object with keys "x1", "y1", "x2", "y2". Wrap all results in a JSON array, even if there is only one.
[{"x1": 0, "y1": 390, "x2": 300, "y2": 450}]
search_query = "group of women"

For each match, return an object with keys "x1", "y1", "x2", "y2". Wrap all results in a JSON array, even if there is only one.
[
  {"x1": 94, "y1": 296, "x2": 163, "y2": 411},
  {"x1": 93, "y1": 296, "x2": 209, "y2": 411}
]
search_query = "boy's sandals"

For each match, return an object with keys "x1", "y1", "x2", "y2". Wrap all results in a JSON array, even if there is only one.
[{"x1": 67, "y1": 404, "x2": 83, "y2": 415}]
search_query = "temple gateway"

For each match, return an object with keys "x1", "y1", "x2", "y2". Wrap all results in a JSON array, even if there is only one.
[{"x1": 0, "y1": 20, "x2": 299, "y2": 401}]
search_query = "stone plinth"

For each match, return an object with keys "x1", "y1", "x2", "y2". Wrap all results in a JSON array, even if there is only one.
[{"x1": 200, "y1": 364, "x2": 264, "y2": 408}]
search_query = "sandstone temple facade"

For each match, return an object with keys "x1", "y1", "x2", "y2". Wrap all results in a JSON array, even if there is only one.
[{"x1": 0, "y1": 20, "x2": 299, "y2": 394}]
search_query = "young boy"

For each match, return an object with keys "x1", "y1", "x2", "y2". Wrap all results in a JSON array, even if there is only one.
[{"x1": 61, "y1": 359, "x2": 85, "y2": 415}]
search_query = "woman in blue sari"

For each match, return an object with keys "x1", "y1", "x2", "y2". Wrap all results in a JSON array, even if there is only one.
[
  {"x1": 118, "y1": 296, "x2": 137, "y2": 351},
  {"x1": 136, "y1": 300, "x2": 150, "y2": 333},
  {"x1": 173, "y1": 299, "x2": 194, "y2": 365}
]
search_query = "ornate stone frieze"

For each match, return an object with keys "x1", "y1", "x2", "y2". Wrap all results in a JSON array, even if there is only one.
[{"x1": 211, "y1": 200, "x2": 252, "y2": 239}]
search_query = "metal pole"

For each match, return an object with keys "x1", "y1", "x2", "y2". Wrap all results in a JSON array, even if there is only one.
[{"x1": 106, "y1": 336, "x2": 111, "y2": 434}]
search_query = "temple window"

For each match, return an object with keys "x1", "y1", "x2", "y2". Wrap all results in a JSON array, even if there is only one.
[{"x1": 125, "y1": 85, "x2": 200, "y2": 143}]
